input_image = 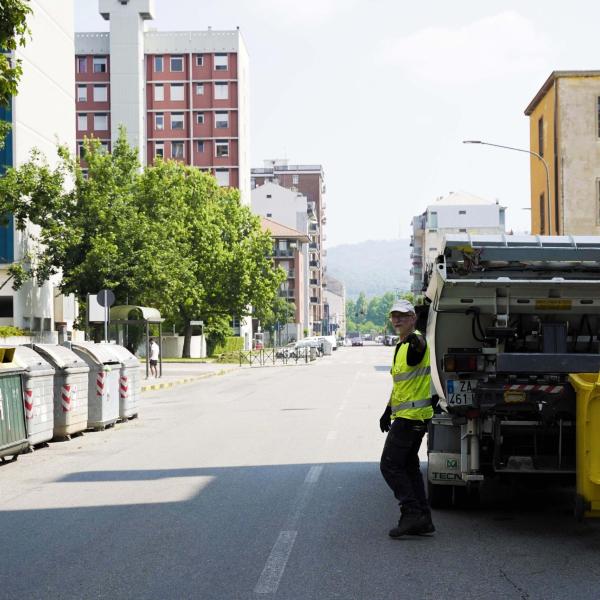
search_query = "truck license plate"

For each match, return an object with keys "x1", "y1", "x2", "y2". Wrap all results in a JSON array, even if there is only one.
[{"x1": 446, "y1": 379, "x2": 477, "y2": 406}]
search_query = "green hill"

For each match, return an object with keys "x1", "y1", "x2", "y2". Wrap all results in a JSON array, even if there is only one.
[{"x1": 327, "y1": 239, "x2": 412, "y2": 299}]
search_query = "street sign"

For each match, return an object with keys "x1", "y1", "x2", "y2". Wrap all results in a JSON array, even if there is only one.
[
  {"x1": 190, "y1": 320, "x2": 204, "y2": 326},
  {"x1": 97, "y1": 289, "x2": 115, "y2": 307}
]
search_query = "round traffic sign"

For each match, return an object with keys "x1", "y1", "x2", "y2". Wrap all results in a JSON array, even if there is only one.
[{"x1": 97, "y1": 289, "x2": 115, "y2": 308}]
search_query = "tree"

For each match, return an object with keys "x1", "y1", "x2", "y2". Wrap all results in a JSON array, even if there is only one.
[
  {"x1": 0, "y1": 0, "x2": 32, "y2": 149},
  {"x1": 0, "y1": 131, "x2": 284, "y2": 356}
]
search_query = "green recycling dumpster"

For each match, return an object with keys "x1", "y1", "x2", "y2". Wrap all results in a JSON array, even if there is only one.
[{"x1": 0, "y1": 348, "x2": 28, "y2": 461}]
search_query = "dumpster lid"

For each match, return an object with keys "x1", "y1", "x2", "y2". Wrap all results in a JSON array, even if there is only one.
[
  {"x1": 3, "y1": 345, "x2": 55, "y2": 374},
  {"x1": 104, "y1": 343, "x2": 139, "y2": 367},
  {"x1": 32, "y1": 343, "x2": 88, "y2": 370},
  {"x1": 69, "y1": 341, "x2": 120, "y2": 365}
]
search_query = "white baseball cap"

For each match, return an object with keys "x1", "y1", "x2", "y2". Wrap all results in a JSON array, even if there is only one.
[{"x1": 389, "y1": 299, "x2": 416, "y2": 315}]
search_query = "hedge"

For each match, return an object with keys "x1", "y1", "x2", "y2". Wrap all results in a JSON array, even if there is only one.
[{"x1": 211, "y1": 336, "x2": 244, "y2": 356}]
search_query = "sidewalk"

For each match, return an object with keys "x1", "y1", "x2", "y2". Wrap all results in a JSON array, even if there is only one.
[{"x1": 140, "y1": 361, "x2": 243, "y2": 392}]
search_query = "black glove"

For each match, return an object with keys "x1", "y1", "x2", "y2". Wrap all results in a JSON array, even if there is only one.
[
  {"x1": 405, "y1": 332, "x2": 424, "y2": 352},
  {"x1": 379, "y1": 405, "x2": 392, "y2": 433}
]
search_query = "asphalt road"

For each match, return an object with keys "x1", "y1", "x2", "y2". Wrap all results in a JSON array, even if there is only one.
[{"x1": 1, "y1": 346, "x2": 600, "y2": 599}]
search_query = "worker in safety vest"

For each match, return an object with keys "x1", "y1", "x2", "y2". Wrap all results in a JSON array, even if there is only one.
[{"x1": 379, "y1": 298, "x2": 435, "y2": 537}]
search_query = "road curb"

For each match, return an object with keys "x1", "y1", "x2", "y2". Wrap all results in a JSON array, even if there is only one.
[{"x1": 141, "y1": 367, "x2": 239, "y2": 392}]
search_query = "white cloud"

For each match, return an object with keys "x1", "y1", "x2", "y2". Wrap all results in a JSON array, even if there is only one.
[
  {"x1": 381, "y1": 11, "x2": 551, "y2": 85},
  {"x1": 254, "y1": 0, "x2": 359, "y2": 26}
]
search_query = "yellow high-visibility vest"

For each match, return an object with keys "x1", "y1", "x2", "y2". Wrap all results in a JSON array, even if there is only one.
[{"x1": 389, "y1": 330, "x2": 433, "y2": 421}]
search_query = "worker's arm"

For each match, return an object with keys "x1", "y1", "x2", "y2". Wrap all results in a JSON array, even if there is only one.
[{"x1": 405, "y1": 332, "x2": 427, "y2": 366}]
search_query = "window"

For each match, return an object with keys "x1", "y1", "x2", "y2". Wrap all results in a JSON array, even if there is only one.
[
  {"x1": 77, "y1": 142, "x2": 85, "y2": 159},
  {"x1": 197, "y1": 140, "x2": 204, "y2": 153},
  {"x1": 266, "y1": 213, "x2": 272, "y2": 218},
  {"x1": 155, "y1": 113, "x2": 164, "y2": 130},
  {"x1": 94, "y1": 114, "x2": 108, "y2": 130},
  {"x1": 77, "y1": 85, "x2": 87, "y2": 102},
  {"x1": 93, "y1": 57, "x2": 107, "y2": 73},
  {"x1": 215, "y1": 169, "x2": 229, "y2": 186},
  {"x1": 155, "y1": 142, "x2": 164, "y2": 158},
  {"x1": 215, "y1": 112, "x2": 229, "y2": 128},
  {"x1": 154, "y1": 56, "x2": 163, "y2": 73},
  {"x1": 77, "y1": 57, "x2": 87, "y2": 73},
  {"x1": 170, "y1": 83, "x2": 184, "y2": 101},
  {"x1": 196, "y1": 54, "x2": 204, "y2": 67},
  {"x1": 100, "y1": 142, "x2": 109, "y2": 154},
  {"x1": 170, "y1": 56, "x2": 183, "y2": 72},
  {"x1": 215, "y1": 140, "x2": 229, "y2": 157},
  {"x1": 171, "y1": 113, "x2": 184, "y2": 130},
  {"x1": 292, "y1": 174, "x2": 299, "y2": 185},
  {"x1": 154, "y1": 84, "x2": 164, "y2": 101},
  {"x1": 214, "y1": 53, "x2": 228, "y2": 70},
  {"x1": 539, "y1": 192, "x2": 546, "y2": 234},
  {"x1": 171, "y1": 141, "x2": 184, "y2": 159},
  {"x1": 459, "y1": 229, "x2": 467, "y2": 233},
  {"x1": 538, "y1": 116, "x2": 544, "y2": 157},
  {"x1": 499, "y1": 208, "x2": 506, "y2": 227},
  {"x1": 428, "y1": 211, "x2": 438, "y2": 228},
  {"x1": 214, "y1": 82, "x2": 228, "y2": 100},
  {"x1": 195, "y1": 84, "x2": 204, "y2": 95},
  {"x1": 0, "y1": 297, "x2": 14, "y2": 318},
  {"x1": 196, "y1": 112, "x2": 205, "y2": 124},
  {"x1": 77, "y1": 114, "x2": 87, "y2": 131},
  {"x1": 459, "y1": 210, "x2": 466, "y2": 215},
  {"x1": 93, "y1": 85, "x2": 108, "y2": 102}
]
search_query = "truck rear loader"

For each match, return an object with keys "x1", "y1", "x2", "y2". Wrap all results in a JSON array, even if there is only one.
[{"x1": 424, "y1": 234, "x2": 600, "y2": 520}]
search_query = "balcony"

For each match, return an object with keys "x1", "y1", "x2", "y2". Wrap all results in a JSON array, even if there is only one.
[
  {"x1": 309, "y1": 225, "x2": 319, "y2": 234},
  {"x1": 309, "y1": 260, "x2": 320, "y2": 269},
  {"x1": 307, "y1": 201, "x2": 316, "y2": 216},
  {"x1": 278, "y1": 289, "x2": 295, "y2": 299},
  {"x1": 309, "y1": 278, "x2": 319, "y2": 285},
  {"x1": 273, "y1": 248, "x2": 295, "y2": 258},
  {"x1": 309, "y1": 242, "x2": 319, "y2": 251},
  {"x1": 310, "y1": 296, "x2": 319, "y2": 304}
]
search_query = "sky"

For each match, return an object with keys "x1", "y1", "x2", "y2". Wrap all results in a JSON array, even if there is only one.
[{"x1": 75, "y1": 0, "x2": 600, "y2": 247}]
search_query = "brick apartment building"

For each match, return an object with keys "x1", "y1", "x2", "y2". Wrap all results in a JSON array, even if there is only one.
[
  {"x1": 75, "y1": 0, "x2": 252, "y2": 347},
  {"x1": 251, "y1": 160, "x2": 327, "y2": 334},
  {"x1": 75, "y1": 0, "x2": 250, "y2": 204}
]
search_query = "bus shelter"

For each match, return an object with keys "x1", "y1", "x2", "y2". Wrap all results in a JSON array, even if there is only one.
[{"x1": 109, "y1": 305, "x2": 164, "y2": 379}]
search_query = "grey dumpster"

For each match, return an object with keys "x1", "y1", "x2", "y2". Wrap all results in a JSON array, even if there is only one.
[
  {"x1": 69, "y1": 342, "x2": 120, "y2": 430},
  {"x1": 103, "y1": 343, "x2": 140, "y2": 420},
  {"x1": 319, "y1": 339, "x2": 333, "y2": 356},
  {"x1": 7, "y1": 346, "x2": 55, "y2": 446},
  {"x1": 0, "y1": 349, "x2": 28, "y2": 461},
  {"x1": 32, "y1": 344, "x2": 89, "y2": 439}
]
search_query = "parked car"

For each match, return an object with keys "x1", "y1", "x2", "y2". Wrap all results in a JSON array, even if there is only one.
[{"x1": 351, "y1": 337, "x2": 364, "y2": 347}]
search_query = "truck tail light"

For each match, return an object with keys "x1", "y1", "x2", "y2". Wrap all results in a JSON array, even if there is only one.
[{"x1": 444, "y1": 354, "x2": 485, "y2": 373}]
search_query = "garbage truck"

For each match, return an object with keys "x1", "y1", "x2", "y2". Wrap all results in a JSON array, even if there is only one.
[{"x1": 424, "y1": 234, "x2": 600, "y2": 519}]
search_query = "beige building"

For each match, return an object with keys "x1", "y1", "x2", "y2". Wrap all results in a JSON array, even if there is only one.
[
  {"x1": 525, "y1": 71, "x2": 600, "y2": 235},
  {"x1": 260, "y1": 217, "x2": 310, "y2": 341}
]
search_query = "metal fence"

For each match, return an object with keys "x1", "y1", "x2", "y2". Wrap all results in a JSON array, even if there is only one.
[{"x1": 239, "y1": 347, "x2": 318, "y2": 367}]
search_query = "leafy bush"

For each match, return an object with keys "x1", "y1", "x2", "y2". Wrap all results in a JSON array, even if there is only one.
[
  {"x1": 211, "y1": 336, "x2": 244, "y2": 357},
  {"x1": 0, "y1": 326, "x2": 28, "y2": 337}
]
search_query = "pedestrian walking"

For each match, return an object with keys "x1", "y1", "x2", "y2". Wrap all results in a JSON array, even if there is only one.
[
  {"x1": 379, "y1": 299, "x2": 435, "y2": 537},
  {"x1": 149, "y1": 337, "x2": 159, "y2": 378}
]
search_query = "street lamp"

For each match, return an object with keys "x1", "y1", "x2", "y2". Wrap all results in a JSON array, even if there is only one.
[{"x1": 463, "y1": 140, "x2": 551, "y2": 235}]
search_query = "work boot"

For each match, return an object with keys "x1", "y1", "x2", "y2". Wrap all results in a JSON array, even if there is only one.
[
  {"x1": 412, "y1": 515, "x2": 436, "y2": 535},
  {"x1": 388, "y1": 511, "x2": 429, "y2": 538}
]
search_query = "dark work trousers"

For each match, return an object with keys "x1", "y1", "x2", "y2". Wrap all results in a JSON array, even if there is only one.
[{"x1": 380, "y1": 417, "x2": 429, "y2": 515}]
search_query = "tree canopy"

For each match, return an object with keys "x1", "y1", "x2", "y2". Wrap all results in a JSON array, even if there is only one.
[
  {"x1": 0, "y1": 130, "x2": 284, "y2": 355},
  {"x1": 346, "y1": 291, "x2": 419, "y2": 335}
]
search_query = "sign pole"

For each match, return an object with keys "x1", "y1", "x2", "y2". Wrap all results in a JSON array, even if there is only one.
[{"x1": 104, "y1": 290, "x2": 108, "y2": 342}]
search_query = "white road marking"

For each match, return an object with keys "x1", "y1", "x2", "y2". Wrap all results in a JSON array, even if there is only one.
[
  {"x1": 255, "y1": 465, "x2": 323, "y2": 595},
  {"x1": 254, "y1": 530, "x2": 298, "y2": 595}
]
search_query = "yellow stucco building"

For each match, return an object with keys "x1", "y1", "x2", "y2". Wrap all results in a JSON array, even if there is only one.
[{"x1": 525, "y1": 71, "x2": 600, "y2": 235}]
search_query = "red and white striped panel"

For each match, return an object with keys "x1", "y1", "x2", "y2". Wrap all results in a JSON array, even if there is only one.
[
  {"x1": 120, "y1": 375, "x2": 129, "y2": 400},
  {"x1": 23, "y1": 388, "x2": 34, "y2": 420},
  {"x1": 61, "y1": 384, "x2": 72, "y2": 412},
  {"x1": 503, "y1": 384, "x2": 563, "y2": 394},
  {"x1": 96, "y1": 371, "x2": 106, "y2": 399}
]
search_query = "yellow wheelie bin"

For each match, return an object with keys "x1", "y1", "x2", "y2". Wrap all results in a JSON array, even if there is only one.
[{"x1": 569, "y1": 372, "x2": 600, "y2": 520}]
